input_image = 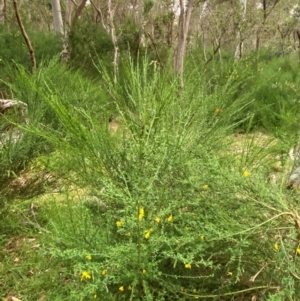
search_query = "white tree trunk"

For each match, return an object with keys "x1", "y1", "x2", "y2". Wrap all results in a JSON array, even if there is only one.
[
  {"x1": 65, "y1": 0, "x2": 73, "y2": 30},
  {"x1": 200, "y1": 0, "x2": 209, "y2": 19},
  {"x1": 107, "y1": 0, "x2": 119, "y2": 85},
  {"x1": 51, "y1": 0, "x2": 64, "y2": 35},
  {"x1": 234, "y1": 0, "x2": 247, "y2": 61},
  {"x1": 61, "y1": 0, "x2": 87, "y2": 63},
  {"x1": 175, "y1": 0, "x2": 194, "y2": 87},
  {"x1": 89, "y1": 0, "x2": 119, "y2": 82},
  {"x1": 199, "y1": 0, "x2": 210, "y2": 61}
]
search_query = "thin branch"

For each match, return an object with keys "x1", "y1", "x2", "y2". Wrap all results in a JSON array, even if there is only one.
[
  {"x1": 13, "y1": 0, "x2": 36, "y2": 72},
  {"x1": 90, "y1": 0, "x2": 108, "y2": 31},
  {"x1": 146, "y1": 32, "x2": 163, "y2": 66}
]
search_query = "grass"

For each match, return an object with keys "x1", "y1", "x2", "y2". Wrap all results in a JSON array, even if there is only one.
[{"x1": 1, "y1": 54, "x2": 300, "y2": 300}]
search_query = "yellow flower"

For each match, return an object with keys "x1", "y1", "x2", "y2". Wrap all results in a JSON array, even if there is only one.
[
  {"x1": 119, "y1": 286, "x2": 124, "y2": 292},
  {"x1": 138, "y1": 207, "x2": 145, "y2": 220},
  {"x1": 155, "y1": 217, "x2": 161, "y2": 223},
  {"x1": 102, "y1": 269, "x2": 107, "y2": 276},
  {"x1": 214, "y1": 108, "x2": 222, "y2": 114},
  {"x1": 185, "y1": 263, "x2": 191, "y2": 269},
  {"x1": 227, "y1": 271, "x2": 233, "y2": 276},
  {"x1": 94, "y1": 294, "x2": 97, "y2": 298},
  {"x1": 274, "y1": 243, "x2": 279, "y2": 251},
  {"x1": 297, "y1": 248, "x2": 300, "y2": 255},
  {"x1": 143, "y1": 269, "x2": 147, "y2": 274},
  {"x1": 86, "y1": 254, "x2": 92, "y2": 261},
  {"x1": 145, "y1": 229, "x2": 152, "y2": 239},
  {"x1": 243, "y1": 170, "x2": 250, "y2": 177},
  {"x1": 203, "y1": 184, "x2": 208, "y2": 190},
  {"x1": 200, "y1": 235, "x2": 205, "y2": 241},
  {"x1": 81, "y1": 271, "x2": 91, "y2": 281},
  {"x1": 167, "y1": 214, "x2": 173, "y2": 222},
  {"x1": 126, "y1": 232, "x2": 131, "y2": 237},
  {"x1": 116, "y1": 220, "x2": 123, "y2": 227}
]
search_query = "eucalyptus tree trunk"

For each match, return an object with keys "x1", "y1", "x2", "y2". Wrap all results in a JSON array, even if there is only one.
[
  {"x1": 59, "y1": 0, "x2": 88, "y2": 63},
  {"x1": 234, "y1": 0, "x2": 247, "y2": 61},
  {"x1": 107, "y1": 0, "x2": 119, "y2": 85},
  {"x1": 256, "y1": 0, "x2": 280, "y2": 51},
  {"x1": 72, "y1": 0, "x2": 88, "y2": 26},
  {"x1": 51, "y1": 0, "x2": 64, "y2": 35},
  {"x1": 199, "y1": 0, "x2": 210, "y2": 61},
  {"x1": 0, "y1": 0, "x2": 7, "y2": 24},
  {"x1": 175, "y1": 0, "x2": 194, "y2": 88},
  {"x1": 90, "y1": 0, "x2": 119, "y2": 84},
  {"x1": 65, "y1": 0, "x2": 73, "y2": 29}
]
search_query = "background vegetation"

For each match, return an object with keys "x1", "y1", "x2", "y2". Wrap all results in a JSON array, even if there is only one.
[{"x1": 1, "y1": 0, "x2": 300, "y2": 300}]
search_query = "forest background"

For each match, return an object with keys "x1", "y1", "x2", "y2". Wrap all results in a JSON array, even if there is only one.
[{"x1": 1, "y1": 0, "x2": 300, "y2": 300}]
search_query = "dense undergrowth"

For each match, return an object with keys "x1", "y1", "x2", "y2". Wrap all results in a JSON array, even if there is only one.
[{"x1": 1, "y1": 46, "x2": 300, "y2": 300}]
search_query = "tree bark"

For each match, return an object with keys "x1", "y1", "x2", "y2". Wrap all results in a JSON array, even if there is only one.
[
  {"x1": 107, "y1": 0, "x2": 119, "y2": 85},
  {"x1": 296, "y1": 27, "x2": 300, "y2": 59},
  {"x1": 13, "y1": 0, "x2": 36, "y2": 72},
  {"x1": 256, "y1": 0, "x2": 280, "y2": 51},
  {"x1": 90, "y1": 0, "x2": 119, "y2": 84},
  {"x1": 51, "y1": 0, "x2": 64, "y2": 35},
  {"x1": 61, "y1": 0, "x2": 88, "y2": 63},
  {"x1": 65, "y1": 0, "x2": 73, "y2": 28},
  {"x1": 175, "y1": 0, "x2": 194, "y2": 88},
  {"x1": 0, "y1": 0, "x2": 7, "y2": 24},
  {"x1": 72, "y1": 0, "x2": 88, "y2": 26},
  {"x1": 234, "y1": 0, "x2": 247, "y2": 61}
]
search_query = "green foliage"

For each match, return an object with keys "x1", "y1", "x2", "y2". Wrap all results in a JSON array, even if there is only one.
[
  {"x1": 0, "y1": 24, "x2": 62, "y2": 97},
  {"x1": 0, "y1": 25, "x2": 62, "y2": 70},
  {"x1": 144, "y1": 0, "x2": 154, "y2": 15},
  {"x1": 188, "y1": 49, "x2": 300, "y2": 136},
  {"x1": 69, "y1": 22, "x2": 113, "y2": 75},
  {"x1": 0, "y1": 58, "x2": 109, "y2": 202},
  {"x1": 2, "y1": 56, "x2": 298, "y2": 300}
]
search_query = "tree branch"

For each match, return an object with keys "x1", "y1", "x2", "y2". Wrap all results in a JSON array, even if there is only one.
[
  {"x1": 90, "y1": 0, "x2": 108, "y2": 31},
  {"x1": 13, "y1": 0, "x2": 36, "y2": 72},
  {"x1": 72, "y1": 0, "x2": 88, "y2": 26}
]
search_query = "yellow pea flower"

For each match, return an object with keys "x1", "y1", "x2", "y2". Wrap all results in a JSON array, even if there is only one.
[
  {"x1": 102, "y1": 269, "x2": 107, "y2": 276},
  {"x1": 203, "y1": 184, "x2": 208, "y2": 190},
  {"x1": 116, "y1": 220, "x2": 123, "y2": 227},
  {"x1": 274, "y1": 243, "x2": 279, "y2": 251},
  {"x1": 86, "y1": 254, "x2": 92, "y2": 260},
  {"x1": 119, "y1": 286, "x2": 124, "y2": 292},
  {"x1": 138, "y1": 207, "x2": 145, "y2": 220},
  {"x1": 145, "y1": 229, "x2": 152, "y2": 239},
  {"x1": 243, "y1": 170, "x2": 250, "y2": 177},
  {"x1": 81, "y1": 271, "x2": 91, "y2": 281},
  {"x1": 200, "y1": 235, "x2": 205, "y2": 241},
  {"x1": 214, "y1": 108, "x2": 222, "y2": 114},
  {"x1": 297, "y1": 248, "x2": 300, "y2": 255},
  {"x1": 143, "y1": 269, "x2": 147, "y2": 274},
  {"x1": 167, "y1": 214, "x2": 173, "y2": 222},
  {"x1": 185, "y1": 263, "x2": 191, "y2": 269},
  {"x1": 155, "y1": 217, "x2": 161, "y2": 223},
  {"x1": 94, "y1": 294, "x2": 97, "y2": 298}
]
